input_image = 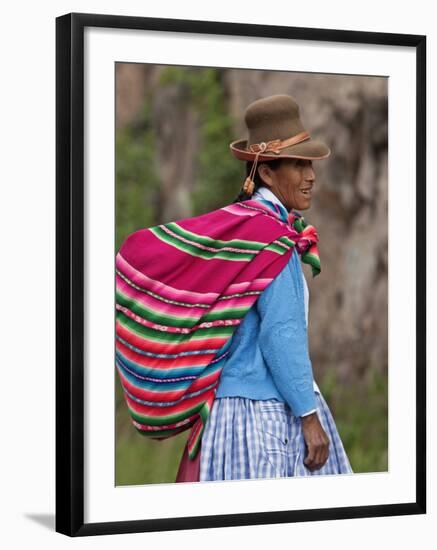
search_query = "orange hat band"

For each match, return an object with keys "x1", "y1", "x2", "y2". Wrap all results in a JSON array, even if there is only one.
[{"x1": 248, "y1": 131, "x2": 310, "y2": 155}]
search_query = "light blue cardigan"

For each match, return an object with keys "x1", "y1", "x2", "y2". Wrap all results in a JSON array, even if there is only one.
[{"x1": 214, "y1": 190, "x2": 318, "y2": 417}]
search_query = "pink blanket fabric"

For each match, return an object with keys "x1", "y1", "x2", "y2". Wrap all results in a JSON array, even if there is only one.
[
  {"x1": 115, "y1": 199, "x2": 320, "y2": 465},
  {"x1": 175, "y1": 442, "x2": 201, "y2": 482}
]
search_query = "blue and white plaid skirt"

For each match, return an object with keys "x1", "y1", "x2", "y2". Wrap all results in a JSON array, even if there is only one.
[{"x1": 199, "y1": 393, "x2": 353, "y2": 481}]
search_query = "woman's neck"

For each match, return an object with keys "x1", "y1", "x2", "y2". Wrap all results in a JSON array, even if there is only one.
[{"x1": 253, "y1": 186, "x2": 290, "y2": 212}]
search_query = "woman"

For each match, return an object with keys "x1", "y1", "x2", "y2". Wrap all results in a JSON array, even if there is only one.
[
  {"x1": 115, "y1": 94, "x2": 352, "y2": 484},
  {"x1": 198, "y1": 94, "x2": 353, "y2": 481}
]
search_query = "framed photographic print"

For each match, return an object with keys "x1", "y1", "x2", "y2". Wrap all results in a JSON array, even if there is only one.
[{"x1": 56, "y1": 12, "x2": 426, "y2": 536}]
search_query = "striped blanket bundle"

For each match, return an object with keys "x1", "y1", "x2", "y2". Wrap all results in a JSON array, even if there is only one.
[{"x1": 115, "y1": 198, "x2": 321, "y2": 460}]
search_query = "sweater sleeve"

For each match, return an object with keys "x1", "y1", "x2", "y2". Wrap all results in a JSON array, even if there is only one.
[{"x1": 256, "y1": 250, "x2": 317, "y2": 417}]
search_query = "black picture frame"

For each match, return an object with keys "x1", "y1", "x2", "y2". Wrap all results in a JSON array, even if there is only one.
[{"x1": 56, "y1": 12, "x2": 426, "y2": 537}]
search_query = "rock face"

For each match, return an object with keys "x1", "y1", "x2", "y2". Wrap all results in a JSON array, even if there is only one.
[{"x1": 116, "y1": 64, "x2": 388, "y2": 383}]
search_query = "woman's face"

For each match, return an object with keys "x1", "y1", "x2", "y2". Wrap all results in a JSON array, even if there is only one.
[{"x1": 258, "y1": 158, "x2": 316, "y2": 211}]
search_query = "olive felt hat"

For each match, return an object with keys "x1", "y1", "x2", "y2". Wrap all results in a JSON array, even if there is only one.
[
  {"x1": 230, "y1": 94, "x2": 331, "y2": 162},
  {"x1": 230, "y1": 94, "x2": 330, "y2": 196}
]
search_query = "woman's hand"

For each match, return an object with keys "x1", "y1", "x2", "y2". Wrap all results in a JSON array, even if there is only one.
[{"x1": 301, "y1": 412, "x2": 330, "y2": 471}]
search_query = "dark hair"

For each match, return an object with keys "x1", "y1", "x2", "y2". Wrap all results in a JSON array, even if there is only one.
[{"x1": 233, "y1": 158, "x2": 284, "y2": 203}]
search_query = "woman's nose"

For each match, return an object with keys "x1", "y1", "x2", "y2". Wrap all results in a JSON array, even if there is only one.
[{"x1": 304, "y1": 166, "x2": 316, "y2": 182}]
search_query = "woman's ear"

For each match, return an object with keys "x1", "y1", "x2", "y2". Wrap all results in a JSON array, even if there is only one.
[{"x1": 257, "y1": 163, "x2": 274, "y2": 188}]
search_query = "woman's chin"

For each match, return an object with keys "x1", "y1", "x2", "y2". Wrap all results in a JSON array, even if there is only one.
[{"x1": 296, "y1": 200, "x2": 312, "y2": 211}]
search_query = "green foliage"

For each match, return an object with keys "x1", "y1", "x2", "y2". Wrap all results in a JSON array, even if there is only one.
[
  {"x1": 115, "y1": 102, "x2": 159, "y2": 251},
  {"x1": 320, "y1": 367, "x2": 388, "y2": 473}
]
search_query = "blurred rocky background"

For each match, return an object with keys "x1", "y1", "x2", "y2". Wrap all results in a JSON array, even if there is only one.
[{"x1": 115, "y1": 63, "x2": 388, "y2": 484}]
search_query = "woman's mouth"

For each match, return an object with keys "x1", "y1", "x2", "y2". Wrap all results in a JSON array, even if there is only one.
[{"x1": 300, "y1": 187, "x2": 312, "y2": 198}]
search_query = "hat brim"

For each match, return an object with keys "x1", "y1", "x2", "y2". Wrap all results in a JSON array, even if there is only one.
[{"x1": 230, "y1": 138, "x2": 331, "y2": 161}]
